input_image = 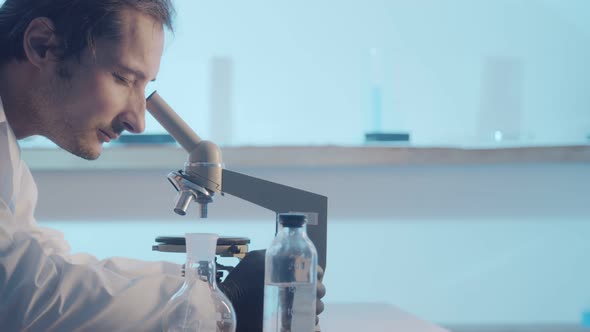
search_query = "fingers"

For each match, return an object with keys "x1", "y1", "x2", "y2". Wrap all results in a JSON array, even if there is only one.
[
  {"x1": 317, "y1": 280, "x2": 326, "y2": 299},
  {"x1": 316, "y1": 299, "x2": 324, "y2": 315},
  {"x1": 315, "y1": 297, "x2": 324, "y2": 326},
  {"x1": 316, "y1": 264, "x2": 326, "y2": 318}
]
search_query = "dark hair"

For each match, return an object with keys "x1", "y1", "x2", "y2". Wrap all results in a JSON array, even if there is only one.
[{"x1": 0, "y1": 0, "x2": 175, "y2": 64}]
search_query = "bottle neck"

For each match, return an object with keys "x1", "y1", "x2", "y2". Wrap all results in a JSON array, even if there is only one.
[
  {"x1": 185, "y1": 259, "x2": 217, "y2": 287},
  {"x1": 278, "y1": 224, "x2": 307, "y2": 237}
]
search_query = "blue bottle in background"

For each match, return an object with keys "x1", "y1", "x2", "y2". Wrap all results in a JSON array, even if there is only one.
[{"x1": 582, "y1": 310, "x2": 590, "y2": 327}]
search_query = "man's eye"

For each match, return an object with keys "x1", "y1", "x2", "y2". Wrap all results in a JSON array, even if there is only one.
[{"x1": 112, "y1": 72, "x2": 131, "y2": 85}]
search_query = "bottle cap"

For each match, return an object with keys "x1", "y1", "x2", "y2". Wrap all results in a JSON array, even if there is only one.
[
  {"x1": 278, "y1": 213, "x2": 307, "y2": 228},
  {"x1": 185, "y1": 233, "x2": 219, "y2": 261}
]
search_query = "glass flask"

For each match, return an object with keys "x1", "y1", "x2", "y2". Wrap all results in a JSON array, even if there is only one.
[
  {"x1": 163, "y1": 233, "x2": 236, "y2": 332},
  {"x1": 263, "y1": 213, "x2": 318, "y2": 332}
]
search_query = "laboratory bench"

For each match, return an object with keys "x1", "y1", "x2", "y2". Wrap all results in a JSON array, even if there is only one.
[{"x1": 321, "y1": 302, "x2": 448, "y2": 331}]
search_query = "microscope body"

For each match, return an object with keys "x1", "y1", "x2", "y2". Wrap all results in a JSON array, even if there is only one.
[{"x1": 146, "y1": 91, "x2": 328, "y2": 270}]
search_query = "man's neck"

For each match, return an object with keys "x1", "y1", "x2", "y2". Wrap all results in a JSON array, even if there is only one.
[{"x1": 0, "y1": 61, "x2": 39, "y2": 139}]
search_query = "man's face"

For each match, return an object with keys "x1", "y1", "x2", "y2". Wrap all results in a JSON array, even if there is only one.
[{"x1": 39, "y1": 8, "x2": 164, "y2": 160}]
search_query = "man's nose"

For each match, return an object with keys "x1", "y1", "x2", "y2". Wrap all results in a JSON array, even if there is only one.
[{"x1": 118, "y1": 95, "x2": 146, "y2": 134}]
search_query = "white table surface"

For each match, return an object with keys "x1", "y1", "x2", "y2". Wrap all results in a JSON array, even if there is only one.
[{"x1": 320, "y1": 302, "x2": 449, "y2": 332}]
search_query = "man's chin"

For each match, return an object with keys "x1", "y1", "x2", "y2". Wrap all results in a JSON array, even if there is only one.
[
  {"x1": 61, "y1": 142, "x2": 102, "y2": 160},
  {"x1": 47, "y1": 135, "x2": 102, "y2": 160},
  {"x1": 78, "y1": 151, "x2": 101, "y2": 160}
]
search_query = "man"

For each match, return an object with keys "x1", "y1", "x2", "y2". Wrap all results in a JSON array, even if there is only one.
[{"x1": 0, "y1": 0, "x2": 324, "y2": 331}]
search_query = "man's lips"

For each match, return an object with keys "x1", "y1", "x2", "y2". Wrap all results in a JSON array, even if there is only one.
[{"x1": 98, "y1": 129, "x2": 120, "y2": 142}]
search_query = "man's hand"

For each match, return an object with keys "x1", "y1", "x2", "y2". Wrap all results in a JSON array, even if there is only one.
[
  {"x1": 316, "y1": 265, "x2": 326, "y2": 325},
  {"x1": 219, "y1": 250, "x2": 326, "y2": 332}
]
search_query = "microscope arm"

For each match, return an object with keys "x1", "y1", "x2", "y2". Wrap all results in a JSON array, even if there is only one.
[{"x1": 222, "y1": 169, "x2": 328, "y2": 270}]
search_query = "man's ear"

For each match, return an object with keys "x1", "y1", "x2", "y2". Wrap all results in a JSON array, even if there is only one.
[{"x1": 22, "y1": 17, "x2": 63, "y2": 68}]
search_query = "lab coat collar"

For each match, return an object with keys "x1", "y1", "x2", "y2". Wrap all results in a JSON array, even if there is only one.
[
  {"x1": 0, "y1": 98, "x2": 22, "y2": 167},
  {"x1": 0, "y1": 96, "x2": 6, "y2": 124},
  {"x1": 0, "y1": 94, "x2": 18, "y2": 215},
  {"x1": 0, "y1": 94, "x2": 22, "y2": 159}
]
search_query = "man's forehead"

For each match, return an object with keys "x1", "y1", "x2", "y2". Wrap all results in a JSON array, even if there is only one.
[
  {"x1": 116, "y1": 7, "x2": 165, "y2": 45},
  {"x1": 95, "y1": 9, "x2": 165, "y2": 79}
]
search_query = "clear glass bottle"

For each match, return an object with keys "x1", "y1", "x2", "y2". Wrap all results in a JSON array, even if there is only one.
[
  {"x1": 163, "y1": 233, "x2": 236, "y2": 332},
  {"x1": 263, "y1": 213, "x2": 318, "y2": 332}
]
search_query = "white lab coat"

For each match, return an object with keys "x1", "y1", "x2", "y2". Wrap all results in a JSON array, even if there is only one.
[{"x1": 0, "y1": 97, "x2": 185, "y2": 331}]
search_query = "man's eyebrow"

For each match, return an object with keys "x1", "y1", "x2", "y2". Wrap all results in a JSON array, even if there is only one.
[{"x1": 117, "y1": 65, "x2": 157, "y2": 82}]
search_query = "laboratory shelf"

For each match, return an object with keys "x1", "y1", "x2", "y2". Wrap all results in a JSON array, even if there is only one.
[{"x1": 22, "y1": 144, "x2": 590, "y2": 171}]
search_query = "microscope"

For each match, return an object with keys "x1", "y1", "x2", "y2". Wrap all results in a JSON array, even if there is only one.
[{"x1": 145, "y1": 91, "x2": 328, "y2": 276}]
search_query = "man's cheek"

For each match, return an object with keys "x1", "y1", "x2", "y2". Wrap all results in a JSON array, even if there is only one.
[
  {"x1": 91, "y1": 91, "x2": 123, "y2": 118},
  {"x1": 98, "y1": 85, "x2": 128, "y2": 114}
]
